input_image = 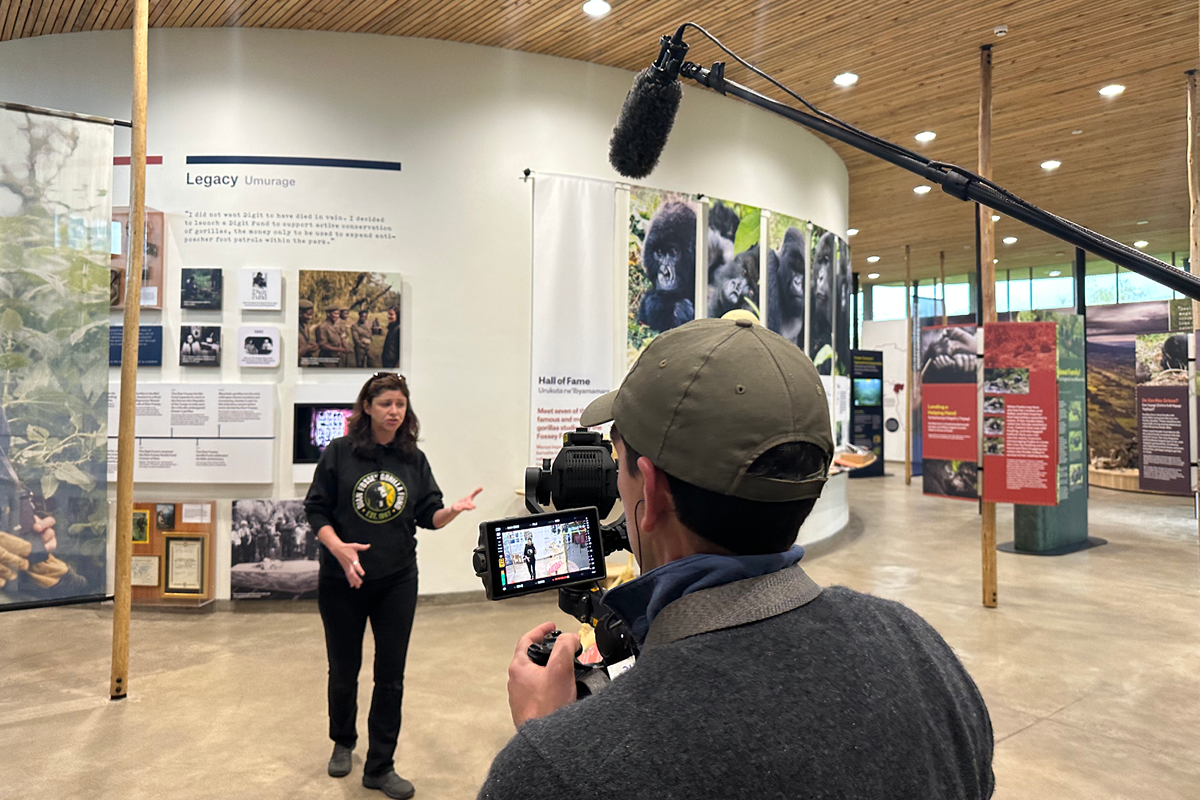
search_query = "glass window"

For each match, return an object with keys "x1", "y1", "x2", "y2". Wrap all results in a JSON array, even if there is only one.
[
  {"x1": 1006, "y1": 269, "x2": 1032, "y2": 312},
  {"x1": 1032, "y1": 276, "x2": 1074, "y2": 310},
  {"x1": 1118, "y1": 266, "x2": 1174, "y2": 303},
  {"x1": 1085, "y1": 263, "x2": 1117, "y2": 305},
  {"x1": 871, "y1": 284, "x2": 908, "y2": 321},
  {"x1": 944, "y1": 283, "x2": 972, "y2": 317}
]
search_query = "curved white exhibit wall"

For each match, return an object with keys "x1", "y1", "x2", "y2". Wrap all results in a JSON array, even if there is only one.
[{"x1": 0, "y1": 29, "x2": 850, "y2": 596}]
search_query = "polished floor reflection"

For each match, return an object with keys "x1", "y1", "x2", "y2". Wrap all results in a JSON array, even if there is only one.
[{"x1": 2, "y1": 477, "x2": 1197, "y2": 799}]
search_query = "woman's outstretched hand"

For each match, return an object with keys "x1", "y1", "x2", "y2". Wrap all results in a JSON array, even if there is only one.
[
  {"x1": 452, "y1": 487, "x2": 483, "y2": 513},
  {"x1": 335, "y1": 541, "x2": 371, "y2": 588}
]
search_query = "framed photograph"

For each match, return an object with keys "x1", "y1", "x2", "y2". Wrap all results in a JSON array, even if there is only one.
[
  {"x1": 132, "y1": 509, "x2": 150, "y2": 544},
  {"x1": 164, "y1": 536, "x2": 205, "y2": 596},
  {"x1": 110, "y1": 208, "x2": 165, "y2": 310},
  {"x1": 180, "y1": 325, "x2": 221, "y2": 367},
  {"x1": 297, "y1": 270, "x2": 401, "y2": 368},
  {"x1": 239, "y1": 268, "x2": 282, "y2": 311},
  {"x1": 181, "y1": 268, "x2": 223, "y2": 310},
  {"x1": 156, "y1": 503, "x2": 176, "y2": 531},
  {"x1": 237, "y1": 326, "x2": 281, "y2": 368},
  {"x1": 130, "y1": 555, "x2": 160, "y2": 587}
]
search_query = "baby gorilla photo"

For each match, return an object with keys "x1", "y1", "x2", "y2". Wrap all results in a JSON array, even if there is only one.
[{"x1": 637, "y1": 201, "x2": 696, "y2": 333}]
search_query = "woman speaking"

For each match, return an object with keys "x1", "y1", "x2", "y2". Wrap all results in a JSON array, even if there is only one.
[{"x1": 305, "y1": 373, "x2": 481, "y2": 799}]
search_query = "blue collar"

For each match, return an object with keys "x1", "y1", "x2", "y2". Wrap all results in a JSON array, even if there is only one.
[{"x1": 603, "y1": 546, "x2": 805, "y2": 647}]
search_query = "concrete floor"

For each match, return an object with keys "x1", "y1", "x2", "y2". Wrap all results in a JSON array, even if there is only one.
[{"x1": 2, "y1": 477, "x2": 1198, "y2": 799}]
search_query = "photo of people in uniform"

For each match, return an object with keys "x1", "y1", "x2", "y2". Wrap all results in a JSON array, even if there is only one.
[
  {"x1": 230, "y1": 499, "x2": 318, "y2": 600},
  {"x1": 297, "y1": 271, "x2": 402, "y2": 368}
]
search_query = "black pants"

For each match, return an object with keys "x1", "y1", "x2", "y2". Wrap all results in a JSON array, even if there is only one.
[
  {"x1": 318, "y1": 566, "x2": 418, "y2": 777},
  {"x1": 526, "y1": 558, "x2": 536, "y2": 579}
]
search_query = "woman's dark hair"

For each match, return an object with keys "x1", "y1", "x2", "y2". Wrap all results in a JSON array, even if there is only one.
[
  {"x1": 347, "y1": 373, "x2": 419, "y2": 458},
  {"x1": 613, "y1": 426, "x2": 820, "y2": 556}
]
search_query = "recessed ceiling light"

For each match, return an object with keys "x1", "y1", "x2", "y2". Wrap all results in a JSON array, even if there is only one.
[
  {"x1": 991, "y1": 214, "x2": 1001, "y2": 222},
  {"x1": 867, "y1": 272, "x2": 880, "y2": 280},
  {"x1": 582, "y1": 0, "x2": 611, "y2": 16},
  {"x1": 1134, "y1": 240, "x2": 1148, "y2": 248},
  {"x1": 1048, "y1": 270, "x2": 1062, "y2": 277},
  {"x1": 992, "y1": 258, "x2": 999, "y2": 264},
  {"x1": 834, "y1": 72, "x2": 859, "y2": 87},
  {"x1": 1099, "y1": 84, "x2": 1125, "y2": 97},
  {"x1": 1136, "y1": 220, "x2": 1148, "y2": 225},
  {"x1": 1002, "y1": 236, "x2": 1018, "y2": 244},
  {"x1": 866, "y1": 255, "x2": 881, "y2": 263},
  {"x1": 915, "y1": 131, "x2": 937, "y2": 143},
  {"x1": 1041, "y1": 160, "x2": 1061, "y2": 171},
  {"x1": 847, "y1": 228, "x2": 859, "y2": 236},
  {"x1": 913, "y1": 185, "x2": 932, "y2": 195},
  {"x1": 1071, "y1": 129, "x2": 1084, "y2": 135}
]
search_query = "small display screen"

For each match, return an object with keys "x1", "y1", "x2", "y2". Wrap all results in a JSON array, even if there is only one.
[
  {"x1": 293, "y1": 404, "x2": 355, "y2": 463},
  {"x1": 852, "y1": 377, "x2": 883, "y2": 407},
  {"x1": 481, "y1": 507, "x2": 604, "y2": 600}
]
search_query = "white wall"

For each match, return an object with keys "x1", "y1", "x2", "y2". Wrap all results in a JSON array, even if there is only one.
[
  {"x1": 0, "y1": 29, "x2": 850, "y2": 595},
  {"x1": 861, "y1": 319, "x2": 909, "y2": 463}
]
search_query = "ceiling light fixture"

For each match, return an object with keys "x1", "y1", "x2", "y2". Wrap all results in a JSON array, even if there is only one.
[
  {"x1": 866, "y1": 255, "x2": 881, "y2": 263},
  {"x1": 834, "y1": 72, "x2": 859, "y2": 87},
  {"x1": 915, "y1": 131, "x2": 937, "y2": 143},
  {"x1": 1048, "y1": 270, "x2": 1062, "y2": 277},
  {"x1": 1099, "y1": 84, "x2": 1125, "y2": 97},
  {"x1": 1136, "y1": 220, "x2": 1148, "y2": 225},
  {"x1": 913, "y1": 185, "x2": 932, "y2": 195},
  {"x1": 991, "y1": 214, "x2": 1001, "y2": 222},
  {"x1": 993, "y1": 258, "x2": 999, "y2": 264},
  {"x1": 1002, "y1": 236, "x2": 1018, "y2": 244},
  {"x1": 1134, "y1": 240, "x2": 1148, "y2": 248},
  {"x1": 1041, "y1": 160, "x2": 1061, "y2": 171},
  {"x1": 867, "y1": 272, "x2": 880, "y2": 280},
  {"x1": 847, "y1": 228, "x2": 859, "y2": 236},
  {"x1": 1071, "y1": 129, "x2": 1084, "y2": 135},
  {"x1": 581, "y1": 0, "x2": 611, "y2": 16}
]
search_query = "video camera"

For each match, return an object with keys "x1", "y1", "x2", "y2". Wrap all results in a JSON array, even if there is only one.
[{"x1": 472, "y1": 428, "x2": 636, "y2": 671}]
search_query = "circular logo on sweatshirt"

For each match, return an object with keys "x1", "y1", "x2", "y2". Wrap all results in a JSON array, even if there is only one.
[{"x1": 353, "y1": 471, "x2": 408, "y2": 523}]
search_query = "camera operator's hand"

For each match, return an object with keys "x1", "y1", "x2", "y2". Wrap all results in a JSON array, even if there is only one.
[{"x1": 507, "y1": 621, "x2": 578, "y2": 728}]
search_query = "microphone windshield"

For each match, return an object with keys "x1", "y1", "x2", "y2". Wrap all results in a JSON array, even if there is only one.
[{"x1": 609, "y1": 66, "x2": 683, "y2": 180}]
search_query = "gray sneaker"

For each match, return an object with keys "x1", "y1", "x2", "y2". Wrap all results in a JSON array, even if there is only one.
[
  {"x1": 327, "y1": 744, "x2": 353, "y2": 778},
  {"x1": 363, "y1": 770, "x2": 415, "y2": 799}
]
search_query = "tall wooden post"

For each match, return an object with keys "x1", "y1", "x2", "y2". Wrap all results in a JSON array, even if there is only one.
[
  {"x1": 904, "y1": 244, "x2": 913, "y2": 486},
  {"x1": 940, "y1": 250, "x2": 948, "y2": 325},
  {"x1": 979, "y1": 44, "x2": 998, "y2": 608},
  {"x1": 111, "y1": 0, "x2": 149, "y2": 700},
  {"x1": 1188, "y1": 69, "x2": 1200, "y2": 551}
]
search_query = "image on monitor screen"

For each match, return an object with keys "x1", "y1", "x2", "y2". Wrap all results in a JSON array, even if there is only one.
[
  {"x1": 293, "y1": 403, "x2": 355, "y2": 463},
  {"x1": 852, "y1": 377, "x2": 883, "y2": 407}
]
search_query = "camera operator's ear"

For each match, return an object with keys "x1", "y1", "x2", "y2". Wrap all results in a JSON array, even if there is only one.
[{"x1": 637, "y1": 457, "x2": 674, "y2": 532}]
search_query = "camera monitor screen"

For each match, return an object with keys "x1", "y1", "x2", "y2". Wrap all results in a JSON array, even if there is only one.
[
  {"x1": 293, "y1": 403, "x2": 355, "y2": 463},
  {"x1": 481, "y1": 507, "x2": 604, "y2": 600}
]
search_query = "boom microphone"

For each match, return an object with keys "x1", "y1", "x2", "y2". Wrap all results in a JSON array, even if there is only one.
[{"x1": 608, "y1": 27, "x2": 690, "y2": 179}]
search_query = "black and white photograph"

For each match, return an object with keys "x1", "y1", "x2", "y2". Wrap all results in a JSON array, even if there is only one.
[
  {"x1": 922, "y1": 458, "x2": 978, "y2": 499},
  {"x1": 156, "y1": 503, "x2": 175, "y2": 531},
  {"x1": 180, "y1": 268, "x2": 223, "y2": 310},
  {"x1": 920, "y1": 326, "x2": 978, "y2": 384},
  {"x1": 180, "y1": 326, "x2": 221, "y2": 367},
  {"x1": 238, "y1": 267, "x2": 282, "y2": 311},
  {"x1": 237, "y1": 325, "x2": 281, "y2": 368},
  {"x1": 230, "y1": 499, "x2": 318, "y2": 600}
]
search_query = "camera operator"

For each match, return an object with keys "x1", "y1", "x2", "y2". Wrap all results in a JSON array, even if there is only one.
[{"x1": 479, "y1": 318, "x2": 993, "y2": 800}]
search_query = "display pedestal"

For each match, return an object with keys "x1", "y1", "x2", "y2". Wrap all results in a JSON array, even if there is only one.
[{"x1": 998, "y1": 536, "x2": 1107, "y2": 556}]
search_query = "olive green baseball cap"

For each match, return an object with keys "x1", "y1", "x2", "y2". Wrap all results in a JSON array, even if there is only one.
[{"x1": 581, "y1": 318, "x2": 833, "y2": 501}]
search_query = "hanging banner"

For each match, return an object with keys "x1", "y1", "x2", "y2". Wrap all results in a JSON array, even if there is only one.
[
  {"x1": 808, "y1": 227, "x2": 835, "y2": 375},
  {"x1": 705, "y1": 199, "x2": 761, "y2": 321},
  {"x1": 765, "y1": 212, "x2": 806, "y2": 351},
  {"x1": 849, "y1": 350, "x2": 884, "y2": 477},
  {"x1": 920, "y1": 325, "x2": 979, "y2": 499},
  {"x1": 627, "y1": 187, "x2": 697, "y2": 368},
  {"x1": 0, "y1": 104, "x2": 113, "y2": 610},
  {"x1": 982, "y1": 321, "x2": 1059, "y2": 506},
  {"x1": 531, "y1": 175, "x2": 616, "y2": 463}
]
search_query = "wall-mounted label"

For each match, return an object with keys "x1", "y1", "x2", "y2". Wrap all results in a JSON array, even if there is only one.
[{"x1": 109, "y1": 325, "x2": 163, "y2": 367}]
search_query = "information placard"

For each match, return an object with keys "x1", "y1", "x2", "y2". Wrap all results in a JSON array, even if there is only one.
[
  {"x1": 107, "y1": 383, "x2": 275, "y2": 483},
  {"x1": 1137, "y1": 385, "x2": 1191, "y2": 494},
  {"x1": 982, "y1": 322, "x2": 1059, "y2": 506},
  {"x1": 109, "y1": 325, "x2": 163, "y2": 367},
  {"x1": 919, "y1": 325, "x2": 978, "y2": 499},
  {"x1": 849, "y1": 350, "x2": 884, "y2": 477}
]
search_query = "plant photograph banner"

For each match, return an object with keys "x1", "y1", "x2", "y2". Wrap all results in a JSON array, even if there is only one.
[
  {"x1": 0, "y1": 105, "x2": 112, "y2": 609},
  {"x1": 627, "y1": 187, "x2": 696, "y2": 367},
  {"x1": 297, "y1": 270, "x2": 401, "y2": 368}
]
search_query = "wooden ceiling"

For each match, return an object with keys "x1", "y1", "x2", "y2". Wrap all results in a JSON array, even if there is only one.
[{"x1": 3, "y1": 0, "x2": 1197, "y2": 283}]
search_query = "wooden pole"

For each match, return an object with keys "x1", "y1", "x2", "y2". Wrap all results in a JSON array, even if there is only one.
[
  {"x1": 1188, "y1": 69, "x2": 1200, "y2": 552},
  {"x1": 904, "y1": 244, "x2": 913, "y2": 486},
  {"x1": 979, "y1": 44, "x2": 998, "y2": 608},
  {"x1": 940, "y1": 250, "x2": 948, "y2": 326},
  {"x1": 110, "y1": 0, "x2": 149, "y2": 700}
]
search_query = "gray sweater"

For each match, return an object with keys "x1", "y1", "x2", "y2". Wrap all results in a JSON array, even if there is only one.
[{"x1": 478, "y1": 566, "x2": 993, "y2": 799}]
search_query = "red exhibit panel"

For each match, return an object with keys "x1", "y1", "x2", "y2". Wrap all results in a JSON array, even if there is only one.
[
  {"x1": 923, "y1": 382, "x2": 979, "y2": 499},
  {"x1": 981, "y1": 322, "x2": 1059, "y2": 506}
]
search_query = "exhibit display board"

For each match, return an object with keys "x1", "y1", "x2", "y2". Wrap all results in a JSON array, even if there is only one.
[
  {"x1": 982, "y1": 322, "x2": 1059, "y2": 506},
  {"x1": 0, "y1": 104, "x2": 112, "y2": 610},
  {"x1": 131, "y1": 501, "x2": 216, "y2": 605},
  {"x1": 849, "y1": 350, "x2": 885, "y2": 477},
  {"x1": 920, "y1": 324, "x2": 979, "y2": 500},
  {"x1": 107, "y1": 383, "x2": 275, "y2": 484}
]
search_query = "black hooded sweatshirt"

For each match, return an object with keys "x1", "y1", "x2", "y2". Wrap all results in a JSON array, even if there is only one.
[{"x1": 304, "y1": 436, "x2": 444, "y2": 582}]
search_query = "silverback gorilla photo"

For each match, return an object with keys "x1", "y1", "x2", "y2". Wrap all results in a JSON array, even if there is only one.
[
  {"x1": 767, "y1": 226, "x2": 806, "y2": 347},
  {"x1": 637, "y1": 200, "x2": 696, "y2": 333},
  {"x1": 808, "y1": 230, "x2": 836, "y2": 373},
  {"x1": 835, "y1": 238, "x2": 852, "y2": 374}
]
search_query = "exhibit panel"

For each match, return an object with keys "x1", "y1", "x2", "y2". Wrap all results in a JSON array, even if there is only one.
[{"x1": 0, "y1": 29, "x2": 850, "y2": 596}]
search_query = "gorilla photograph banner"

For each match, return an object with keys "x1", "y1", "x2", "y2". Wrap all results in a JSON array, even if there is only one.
[
  {"x1": 298, "y1": 270, "x2": 402, "y2": 369},
  {"x1": 834, "y1": 237, "x2": 852, "y2": 376},
  {"x1": 808, "y1": 227, "x2": 837, "y2": 375},
  {"x1": 0, "y1": 105, "x2": 113, "y2": 611},
  {"x1": 706, "y1": 199, "x2": 761, "y2": 322},
  {"x1": 765, "y1": 213, "x2": 807, "y2": 350},
  {"x1": 628, "y1": 187, "x2": 697, "y2": 367}
]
